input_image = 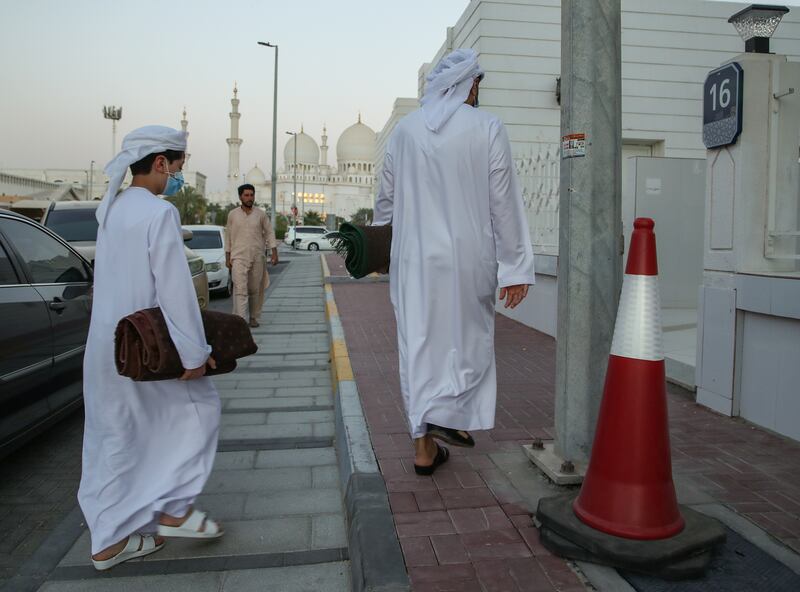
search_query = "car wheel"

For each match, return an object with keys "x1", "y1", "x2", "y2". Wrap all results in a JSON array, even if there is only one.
[
  {"x1": 308, "y1": 243, "x2": 319, "y2": 251},
  {"x1": 292, "y1": 240, "x2": 299, "y2": 248}
]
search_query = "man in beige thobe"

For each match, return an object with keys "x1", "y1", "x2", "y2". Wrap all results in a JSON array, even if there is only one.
[{"x1": 225, "y1": 184, "x2": 278, "y2": 328}]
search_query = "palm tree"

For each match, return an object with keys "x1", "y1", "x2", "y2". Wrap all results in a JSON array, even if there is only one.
[
  {"x1": 303, "y1": 210, "x2": 324, "y2": 226},
  {"x1": 350, "y1": 208, "x2": 373, "y2": 226},
  {"x1": 167, "y1": 186, "x2": 208, "y2": 225}
]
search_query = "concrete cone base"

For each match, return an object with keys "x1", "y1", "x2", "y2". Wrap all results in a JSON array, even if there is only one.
[{"x1": 536, "y1": 495, "x2": 726, "y2": 580}]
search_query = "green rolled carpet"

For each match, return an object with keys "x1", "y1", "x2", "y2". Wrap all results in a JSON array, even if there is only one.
[{"x1": 330, "y1": 222, "x2": 392, "y2": 279}]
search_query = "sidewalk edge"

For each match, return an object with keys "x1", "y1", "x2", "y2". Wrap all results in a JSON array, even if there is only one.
[{"x1": 323, "y1": 256, "x2": 410, "y2": 592}]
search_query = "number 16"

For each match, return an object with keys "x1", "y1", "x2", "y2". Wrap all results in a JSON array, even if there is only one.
[{"x1": 710, "y1": 79, "x2": 731, "y2": 111}]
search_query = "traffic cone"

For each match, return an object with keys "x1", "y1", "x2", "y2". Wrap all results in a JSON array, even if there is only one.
[{"x1": 572, "y1": 218, "x2": 685, "y2": 540}]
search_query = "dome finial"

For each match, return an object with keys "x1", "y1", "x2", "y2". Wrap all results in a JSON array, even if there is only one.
[
  {"x1": 233, "y1": 81, "x2": 238, "y2": 96},
  {"x1": 301, "y1": 123, "x2": 304, "y2": 134},
  {"x1": 358, "y1": 112, "x2": 361, "y2": 124}
]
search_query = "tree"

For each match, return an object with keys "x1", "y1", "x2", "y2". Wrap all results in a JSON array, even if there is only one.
[
  {"x1": 350, "y1": 208, "x2": 373, "y2": 226},
  {"x1": 303, "y1": 210, "x2": 323, "y2": 226},
  {"x1": 207, "y1": 202, "x2": 238, "y2": 226},
  {"x1": 167, "y1": 186, "x2": 208, "y2": 225},
  {"x1": 274, "y1": 214, "x2": 289, "y2": 240}
]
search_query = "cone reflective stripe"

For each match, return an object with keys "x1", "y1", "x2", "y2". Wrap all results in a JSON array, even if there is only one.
[{"x1": 572, "y1": 218, "x2": 685, "y2": 540}]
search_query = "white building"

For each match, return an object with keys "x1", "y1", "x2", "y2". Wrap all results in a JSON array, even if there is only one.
[{"x1": 207, "y1": 85, "x2": 377, "y2": 221}]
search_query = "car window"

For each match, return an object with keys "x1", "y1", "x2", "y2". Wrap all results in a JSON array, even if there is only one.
[
  {"x1": 44, "y1": 208, "x2": 99, "y2": 242},
  {"x1": 186, "y1": 230, "x2": 222, "y2": 249},
  {"x1": 185, "y1": 230, "x2": 223, "y2": 250},
  {"x1": 0, "y1": 242, "x2": 20, "y2": 285},
  {"x1": 0, "y1": 219, "x2": 89, "y2": 284}
]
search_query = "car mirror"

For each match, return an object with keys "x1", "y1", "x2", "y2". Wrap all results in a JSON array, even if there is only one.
[{"x1": 182, "y1": 229, "x2": 193, "y2": 242}]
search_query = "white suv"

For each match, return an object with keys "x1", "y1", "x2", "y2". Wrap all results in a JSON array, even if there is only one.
[{"x1": 284, "y1": 226, "x2": 329, "y2": 249}]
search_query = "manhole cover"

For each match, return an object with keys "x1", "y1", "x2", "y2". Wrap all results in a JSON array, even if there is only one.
[{"x1": 623, "y1": 527, "x2": 800, "y2": 591}]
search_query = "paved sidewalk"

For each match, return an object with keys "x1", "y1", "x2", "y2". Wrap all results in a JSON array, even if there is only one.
[
  {"x1": 36, "y1": 255, "x2": 351, "y2": 592},
  {"x1": 327, "y1": 254, "x2": 800, "y2": 591}
]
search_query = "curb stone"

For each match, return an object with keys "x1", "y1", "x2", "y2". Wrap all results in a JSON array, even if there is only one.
[{"x1": 322, "y1": 256, "x2": 410, "y2": 592}]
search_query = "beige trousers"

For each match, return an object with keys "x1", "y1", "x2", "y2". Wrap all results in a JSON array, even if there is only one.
[{"x1": 231, "y1": 255, "x2": 269, "y2": 323}]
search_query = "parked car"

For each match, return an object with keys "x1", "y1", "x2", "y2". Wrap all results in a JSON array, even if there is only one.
[
  {"x1": 0, "y1": 210, "x2": 93, "y2": 458},
  {"x1": 283, "y1": 225, "x2": 329, "y2": 249},
  {"x1": 300, "y1": 230, "x2": 339, "y2": 252},
  {"x1": 183, "y1": 225, "x2": 231, "y2": 296},
  {"x1": 41, "y1": 200, "x2": 209, "y2": 309}
]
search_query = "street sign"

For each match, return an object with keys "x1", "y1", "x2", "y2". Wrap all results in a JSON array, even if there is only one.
[{"x1": 703, "y1": 62, "x2": 743, "y2": 149}]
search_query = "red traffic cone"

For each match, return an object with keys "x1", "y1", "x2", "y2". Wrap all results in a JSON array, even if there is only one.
[{"x1": 572, "y1": 218, "x2": 684, "y2": 540}]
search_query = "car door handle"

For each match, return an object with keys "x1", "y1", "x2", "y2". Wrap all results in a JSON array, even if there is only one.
[{"x1": 49, "y1": 300, "x2": 67, "y2": 312}]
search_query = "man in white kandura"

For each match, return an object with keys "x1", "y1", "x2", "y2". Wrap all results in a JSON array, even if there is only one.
[
  {"x1": 373, "y1": 49, "x2": 535, "y2": 475},
  {"x1": 80, "y1": 126, "x2": 223, "y2": 571}
]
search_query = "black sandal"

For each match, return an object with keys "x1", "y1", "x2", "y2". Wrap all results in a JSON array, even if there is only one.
[
  {"x1": 414, "y1": 444, "x2": 450, "y2": 476},
  {"x1": 426, "y1": 424, "x2": 475, "y2": 448}
]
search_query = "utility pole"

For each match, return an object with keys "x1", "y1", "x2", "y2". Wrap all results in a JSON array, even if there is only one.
[
  {"x1": 286, "y1": 130, "x2": 298, "y2": 247},
  {"x1": 549, "y1": 0, "x2": 623, "y2": 474},
  {"x1": 257, "y1": 41, "x2": 279, "y2": 227},
  {"x1": 88, "y1": 160, "x2": 95, "y2": 200}
]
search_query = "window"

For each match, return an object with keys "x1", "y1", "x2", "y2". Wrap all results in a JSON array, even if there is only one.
[
  {"x1": 0, "y1": 242, "x2": 19, "y2": 285},
  {"x1": 43, "y1": 207, "x2": 99, "y2": 242},
  {"x1": 185, "y1": 230, "x2": 223, "y2": 250},
  {"x1": 0, "y1": 219, "x2": 89, "y2": 284}
]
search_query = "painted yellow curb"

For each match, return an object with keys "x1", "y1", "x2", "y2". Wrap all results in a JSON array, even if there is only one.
[{"x1": 323, "y1": 257, "x2": 355, "y2": 385}]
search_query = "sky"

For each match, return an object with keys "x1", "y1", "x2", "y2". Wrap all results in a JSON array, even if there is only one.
[
  {"x1": 0, "y1": 0, "x2": 467, "y2": 191},
  {"x1": 3, "y1": 0, "x2": 800, "y2": 192}
]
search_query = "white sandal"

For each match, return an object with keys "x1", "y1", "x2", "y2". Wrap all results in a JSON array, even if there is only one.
[
  {"x1": 92, "y1": 533, "x2": 164, "y2": 571},
  {"x1": 157, "y1": 509, "x2": 224, "y2": 539}
]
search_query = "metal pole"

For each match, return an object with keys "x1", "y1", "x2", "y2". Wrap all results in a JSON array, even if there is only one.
[
  {"x1": 258, "y1": 41, "x2": 279, "y2": 226},
  {"x1": 554, "y1": 0, "x2": 622, "y2": 465},
  {"x1": 301, "y1": 165, "x2": 306, "y2": 218},
  {"x1": 286, "y1": 130, "x2": 298, "y2": 247},
  {"x1": 270, "y1": 46, "x2": 279, "y2": 226},
  {"x1": 89, "y1": 160, "x2": 94, "y2": 200}
]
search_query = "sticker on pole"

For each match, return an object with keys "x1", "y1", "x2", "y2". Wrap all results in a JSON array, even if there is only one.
[
  {"x1": 561, "y1": 133, "x2": 586, "y2": 159},
  {"x1": 703, "y1": 62, "x2": 743, "y2": 149}
]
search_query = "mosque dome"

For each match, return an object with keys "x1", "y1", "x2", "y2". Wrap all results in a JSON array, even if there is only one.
[
  {"x1": 246, "y1": 164, "x2": 266, "y2": 184},
  {"x1": 336, "y1": 115, "x2": 376, "y2": 163},
  {"x1": 284, "y1": 130, "x2": 320, "y2": 166}
]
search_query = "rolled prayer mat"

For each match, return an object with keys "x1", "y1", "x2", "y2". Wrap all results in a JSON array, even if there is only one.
[
  {"x1": 115, "y1": 307, "x2": 258, "y2": 381},
  {"x1": 330, "y1": 222, "x2": 392, "y2": 279}
]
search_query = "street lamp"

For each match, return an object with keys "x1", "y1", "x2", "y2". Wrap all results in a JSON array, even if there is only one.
[
  {"x1": 102, "y1": 105, "x2": 122, "y2": 157},
  {"x1": 729, "y1": 4, "x2": 789, "y2": 53},
  {"x1": 286, "y1": 130, "x2": 298, "y2": 246},
  {"x1": 257, "y1": 41, "x2": 279, "y2": 227}
]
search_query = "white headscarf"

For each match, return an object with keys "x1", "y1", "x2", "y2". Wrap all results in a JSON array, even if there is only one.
[
  {"x1": 420, "y1": 48, "x2": 484, "y2": 133},
  {"x1": 96, "y1": 125, "x2": 188, "y2": 227}
]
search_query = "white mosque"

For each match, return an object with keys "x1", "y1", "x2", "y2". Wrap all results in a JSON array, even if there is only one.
[{"x1": 207, "y1": 84, "x2": 377, "y2": 222}]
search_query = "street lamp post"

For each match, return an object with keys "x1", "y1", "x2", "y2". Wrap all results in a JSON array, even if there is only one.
[
  {"x1": 257, "y1": 41, "x2": 279, "y2": 227},
  {"x1": 102, "y1": 106, "x2": 123, "y2": 158},
  {"x1": 286, "y1": 130, "x2": 298, "y2": 247},
  {"x1": 88, "y1": 160, "x2": 95, "y2": 201}
]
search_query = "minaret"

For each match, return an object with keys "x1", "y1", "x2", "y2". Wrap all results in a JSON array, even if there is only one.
[
  {"x1": 180, "y1": 107, "x2": 191, "y2": 167},
  {"x1": 226, "y1": 83, "x2": 243, "y2": 188},
  {"x1": 320, "y1": 124, "x2": 329, "y2": 167}
]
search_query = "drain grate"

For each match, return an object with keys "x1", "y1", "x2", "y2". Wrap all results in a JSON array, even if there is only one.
[{"x1": 623, "y1": 527, "x2": 800, "y2": 591}]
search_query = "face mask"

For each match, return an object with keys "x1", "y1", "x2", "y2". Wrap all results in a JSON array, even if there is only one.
[{"x1": 162, "y1": 166, "x2": 184, "y2": 196}]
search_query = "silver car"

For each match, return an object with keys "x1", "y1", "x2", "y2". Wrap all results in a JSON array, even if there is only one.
[{"x1": 41, "y1": 201, "x2": 209, "y2": 309}]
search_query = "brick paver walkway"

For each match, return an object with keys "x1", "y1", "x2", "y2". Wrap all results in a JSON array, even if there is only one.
[{"x1": 327, "y1": 255, "x2": 800, "y2": 591}]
